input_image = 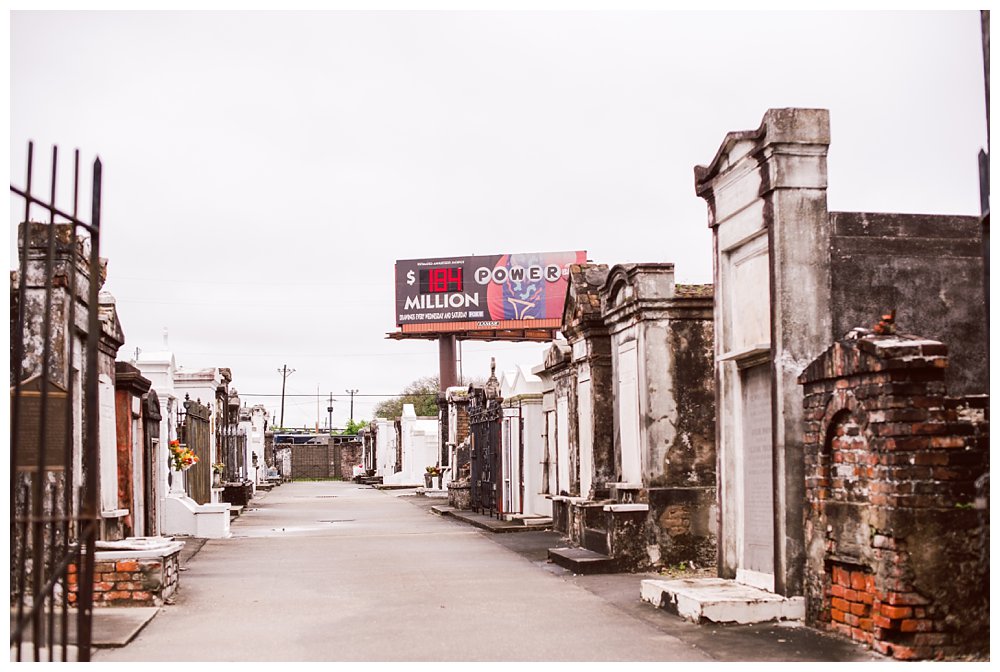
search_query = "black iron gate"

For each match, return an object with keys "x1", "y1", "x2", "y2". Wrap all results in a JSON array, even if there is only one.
[
  {"x1": 10, "y1": 143, "x2": 103, "y2": 661},
  {"x1": 217, "y1": 424, "x2": 247, "y2": 483},
  {"x1": 469, "y1": 387, "x2": 503, "y2": 518},
  {"x1": 178, "y1": 396, "x2": 212, "y2": 505}
]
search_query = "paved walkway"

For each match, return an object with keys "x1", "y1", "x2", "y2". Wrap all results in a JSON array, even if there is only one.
[{"x1": 93, "y1": 481, "x2": 879, "y2": 662}]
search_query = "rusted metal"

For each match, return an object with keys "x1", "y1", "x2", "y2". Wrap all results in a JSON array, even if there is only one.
[{"x1": 10, "y1": 142, "x2": 102, "y2": 661}]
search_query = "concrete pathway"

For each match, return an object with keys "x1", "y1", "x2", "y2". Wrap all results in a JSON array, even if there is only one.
[{"x1": 93, "y1": 481, "x2": 879, "y2": 662}]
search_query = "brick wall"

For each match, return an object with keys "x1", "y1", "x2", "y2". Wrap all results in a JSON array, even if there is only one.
[
  {"x1": 290, "y1": 442, "x2": 330, "y2": 479},
  {"x1": 799, "y1": 330, "x2": 989, "y2": 660},
  {"x1": 68, "y1": 551, "x2": 180, "y2": 607}
]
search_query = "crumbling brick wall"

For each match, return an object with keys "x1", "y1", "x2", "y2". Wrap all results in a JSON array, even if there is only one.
[
  {"x1": 68, "y1": 552, "x2": 180, "y2": 608},
  {"x1": 799, "y1": 330, "x2": 989, "y2": 660},
  {"x1": 338, "y1": 440, "x2": 363, "y2": 478}
]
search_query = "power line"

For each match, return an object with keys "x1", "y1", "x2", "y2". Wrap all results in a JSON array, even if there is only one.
[{"x1": 239, "y1": 392, "x2": 437, "y2": 398}]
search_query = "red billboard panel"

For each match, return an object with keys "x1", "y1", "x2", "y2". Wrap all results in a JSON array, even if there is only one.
[{"x1": 394, "y1": 251, "x2": 587, "y2": 329}]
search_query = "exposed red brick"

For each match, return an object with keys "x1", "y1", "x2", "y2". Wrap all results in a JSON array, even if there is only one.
[
  {"x1": 832, "y1": 565, "x2": 851, "y2": 586},
  {"x1": 929, "y1": 436, "x2": 966, "y2": 449},
  {"x1": 116, "y1": 560, "x2": 140, "y2": 572},
  {"x1": 900, "y1": 619, "x2": 933, "y2": 633},
  {"x1": 873, "y1": 614, "x2": 894, "y2": 629},
  {"x1": 850, "y1": 571, "x2": 867, "y2": 590},
  {"x1": 872, "y1": 640, "x2": 893, "y2": 656},
  {"x1": 830, "y1": 584, "x2": 846, "y2": 598},
  {"x1": 881, "y1": 604, "x2": 913, "y2": 620},
  {"x1": 851, "y1": 628, "x2": 873, "y2": 644},
  {"x1": 830, "y1": 608, "x2": 846, "y2": 623},
  {"x1": 103, "y1": 572, "x2": 131, "y2": 582},
  {"x1": 831, "y1": 597, "x2": 850, "y2": 613},
  {"x1": 858, "y1": 617, "x2": 874, "y2": 632},
  {"x1": 891, "y1": 645, "x2": 920, "y2": 661},
  {"x1": 850, "y1": 602, "x2": 867, "y2": 616},
  {"x1": 912, "y1": 452, "x2": 949, "y2": 466},
  {"x1": 115, "y1": 581, "x2": 143, "y2": 591},
  {"x1": 132, "y1": 591, "x2": 152, "y2": 602},
  {"x1": 885, "y1": 592, "x2": 929, "y2": 606}
]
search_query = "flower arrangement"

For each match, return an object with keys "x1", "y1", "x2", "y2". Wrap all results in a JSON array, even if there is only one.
[
  {"x1": 426, "y1": 465, "x2": 441, "y2": 476},
  {"x1": 169, "y1": 440, "x2": 199, "y2": 471},
  {"x1": 212, "y1": 462, "x2": 225, "y2": 474},
  {"x1": 873, "y1": 310, "x2": 897, "y2": 336}
]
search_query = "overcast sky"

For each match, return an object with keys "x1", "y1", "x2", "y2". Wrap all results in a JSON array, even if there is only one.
[{"x1": 9, "y1": 10, "x2": 988, "y2": 429}]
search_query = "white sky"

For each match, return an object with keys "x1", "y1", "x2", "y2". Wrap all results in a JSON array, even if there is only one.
[{"x1": 9, "y1": 9, "x2": 988, "y2": 429}]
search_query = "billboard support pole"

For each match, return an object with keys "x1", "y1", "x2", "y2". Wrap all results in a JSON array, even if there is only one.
[{"x1": 438, "y1": 335, "x2": 459, "y2": 392}]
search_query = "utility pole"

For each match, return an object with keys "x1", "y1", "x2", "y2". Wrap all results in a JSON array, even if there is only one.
[
  {"x1": 277, "y1": 365, "x2": 295, "y2": 428},
  {"x1": 346, "y1": 388, "x2": 358, "y2": 422},
  {"x1": 327, "y1": 393, "x2": 335, "y2": 432}
]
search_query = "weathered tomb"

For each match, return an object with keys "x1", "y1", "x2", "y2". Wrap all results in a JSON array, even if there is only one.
[{"x1": 799, "y1": 330, "x2": 988, "y2": 660}]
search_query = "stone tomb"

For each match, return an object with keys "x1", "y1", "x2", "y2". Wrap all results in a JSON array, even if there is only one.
[
  {"x1": 691, "y1": 107, "x2": 985, "y2": 599},
  {"x1": 798, "y1": 331, "x2": 988, "y2": 660}
]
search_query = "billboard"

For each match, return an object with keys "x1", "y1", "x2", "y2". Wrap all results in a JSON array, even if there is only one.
[{"x1": 394, "y1": 250, "x2": 587, "y2": 330}]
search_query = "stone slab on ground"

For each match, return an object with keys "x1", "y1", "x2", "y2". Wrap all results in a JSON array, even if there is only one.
[
  {"x1": 373, "y1": 484, "x2": 420, "y2": 490},
  {"x1": 10, "y1": 606, "x2": 160, "y2": 655},
  {"x1": 520, "y1": 517, "x2": 553, "y2": 528},
  {"x1": 415, "y1": 487, "x2": 448, "y2": 499},
  {"x1": 446, "y1": 509, "x2": 537, "y2": 533},
  {"x1": 430, "y1": 505, "x2": 456, "y2": 516},
  {"x1": 92, "y1": 607, "x2": 161, "y2": 647},
  {"x1": 640, "y1": 577, "x2": 805, "y2": 625},
  {"x1": 547, "y1": 547, "x2": 617, "y2": 574}
]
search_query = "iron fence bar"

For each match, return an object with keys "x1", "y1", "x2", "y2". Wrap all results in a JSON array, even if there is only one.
[
  {"x1": 60, "y1": 148, "x2": 81, "y2": 661},
  {"x1": 77, "y1": 156, "x2": 103, "y2": 662},
  {"x1": 10, "y1": 141, "x2": 34, "y2": 662},
  {"x1": 32, "y1": 145, "x2": 61, "y2": 660},
  {"x1": 10, "y1": 145, "x2": 102, "y2": 661},
  {"x1": 9, "y1": 185, "x2": 99, "y2": 233},
  {"x1": 12, "y1": 483, "x2": 30, "y2": 659},
  {"x1": 46, "y1": 484, "x2": 56, "y2": 657}
]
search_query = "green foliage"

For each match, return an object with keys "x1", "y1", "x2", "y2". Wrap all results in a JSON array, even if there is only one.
[
  {"x1": 339, "y1": 418, "x2": 369, "y2": 435},
  {"x1": 373, "y1": 375, "x2": 440, "y2": 418}
]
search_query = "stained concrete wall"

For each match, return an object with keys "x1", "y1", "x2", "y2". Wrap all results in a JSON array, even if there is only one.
[
  {"x1": 696, "y1": 107, "x2": 989, "y2": 598},
  {"x1": 829, "y1": 212, "x2": 986, "y2": 396},
  {"x1": 562, "y1": 263, "x2": 614, "y2": 498},
  {"x1": 695, "y1": 108, "x2": 833, "y2": 595}
]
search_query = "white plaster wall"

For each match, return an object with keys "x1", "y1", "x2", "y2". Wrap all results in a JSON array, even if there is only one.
[
  {"x1": 374, "y1": 418, "x2": 397, "y2": 480},
  {"x1": 98, "y1": 373, "x2": 120, "y2": 514},
  {"x1": 519, "y1": 398, "x2": 550, "y2": 517},
  {"x1": 173, "y1": 372, "x2": 221, "y2": 468},
  {"x1": 556, "y1": 396, "x2": 570, "y2": 495}
]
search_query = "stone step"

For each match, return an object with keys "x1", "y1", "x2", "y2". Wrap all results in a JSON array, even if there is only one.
[
  {"x1": 640, "y1": 578, "x2": 805, "y2": 625},
  {"x1": 228, "y1": 505, "x2": 243, "y2": 519},
  {"x1": 521, "y1": 516, "x2": 553, "y2": 528},
  {"x1": 547, "y1": 547, "x2": 618, "y2": 574}
]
